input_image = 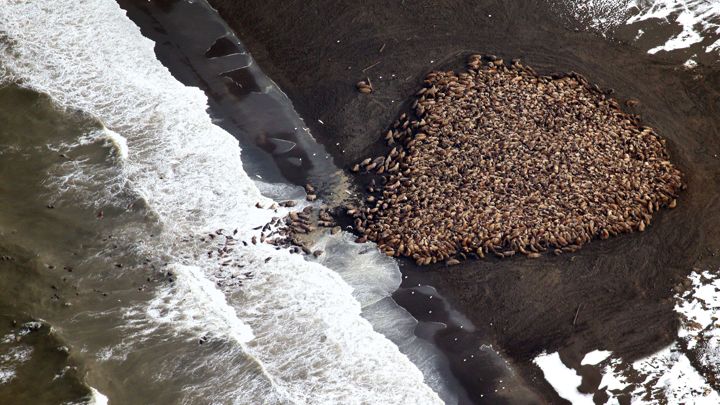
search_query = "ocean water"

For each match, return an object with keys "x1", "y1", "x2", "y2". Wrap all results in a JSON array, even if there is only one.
[
  {"x1": 0, "y1": 0, "x2": 446, "y2": 403},
  {"x1": 0, "y1": 85, "x2": 116, "y2": 404}
]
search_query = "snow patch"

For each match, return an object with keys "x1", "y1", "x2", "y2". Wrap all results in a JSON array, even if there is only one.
[
  {"x1": 581, "y1": 349, "x2": 612, "y2": 365},
  {"x1": 534, "y1": 352, "x2": 594, "y2": 404}
]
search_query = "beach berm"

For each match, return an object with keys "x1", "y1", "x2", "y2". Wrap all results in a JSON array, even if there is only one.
[{"x1": 349, "y1": 55, "x2": 685, "y2": 265}]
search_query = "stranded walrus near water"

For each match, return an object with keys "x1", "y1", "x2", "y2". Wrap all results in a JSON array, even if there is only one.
[{"x1": 348, "y1": 54, "x2": 685, "y2": 265}]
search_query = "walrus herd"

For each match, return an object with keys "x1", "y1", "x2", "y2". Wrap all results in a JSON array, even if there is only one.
[{"x1": 349, "y1": 54, "x2": 685, "y2": 265}]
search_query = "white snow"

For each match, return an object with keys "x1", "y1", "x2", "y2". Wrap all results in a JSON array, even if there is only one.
[
  {"x1": 534, "y1": 352, "x2": 594, "y2": 404},
  {"x1": 580, "y1": 349, "x2": 612, "y2": 365}
]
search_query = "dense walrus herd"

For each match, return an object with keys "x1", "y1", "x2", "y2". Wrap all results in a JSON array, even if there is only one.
[{"x1": 348, "y1": 54, "x2": 685, "y2": 265}]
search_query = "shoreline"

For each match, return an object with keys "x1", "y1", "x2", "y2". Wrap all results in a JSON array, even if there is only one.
[
  {"x1": 114, "y1": 0, "x2": 495, "y2": 402},
  {"x1": 207, "y1": 0, "x2": 720, "y2": 402}
]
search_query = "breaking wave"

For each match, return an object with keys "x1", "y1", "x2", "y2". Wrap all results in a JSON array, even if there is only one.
[{"x1": 0, "y1": 0, "x2": 442, "y2": 403}]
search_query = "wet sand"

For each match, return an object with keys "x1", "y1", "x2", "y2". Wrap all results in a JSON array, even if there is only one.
[{"x1": 206, "y1": 0, "x2": 720, "y2": 402}]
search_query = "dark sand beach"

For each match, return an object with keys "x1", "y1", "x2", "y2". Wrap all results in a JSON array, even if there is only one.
[{"x1": 204, "y1": 0, "x2": 720, "y2": 402}]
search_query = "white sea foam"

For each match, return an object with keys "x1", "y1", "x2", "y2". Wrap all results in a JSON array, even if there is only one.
[
  {"x1": 0, "y1": 1, "x2": 441, "y2": 403},
  {"x1": 309, "y1": 230, "x2": 461, "y2": 404},
  {"x1": 0, "y1": 344, "x2": 32, "y2": 385},
  {"x1": 146, "y1": 264, "x2": 254, "y2": 344},
  {"x1": 45, "y1": 126, "x2": 132, "y2": 210},
  {"x1": 98, "y1": 128, "x2": 129, "y2": 161},
  {"x1": 88, "y1": 387, "x2": 109, "y2": 405},
  {"x1": 310, "y1": 231, "x2": 400, "y2": 308},
  {"x1": 0, "y1": 369, "x2": 13, "y2": 385}
]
